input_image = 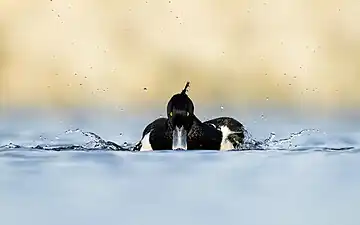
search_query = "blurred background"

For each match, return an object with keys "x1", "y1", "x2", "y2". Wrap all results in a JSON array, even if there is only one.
[{"x1": 0, "y1": 0, "x2": 359, "y2": 115}]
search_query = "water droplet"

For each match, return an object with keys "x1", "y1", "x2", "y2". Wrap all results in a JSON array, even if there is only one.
[{"x1": 220, "y1": 106, "x2": 224, "y2": 110}]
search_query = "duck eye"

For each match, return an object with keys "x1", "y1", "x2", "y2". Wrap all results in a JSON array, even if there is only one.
[{"x1": 170, "y1": 112, "x2": 173, "y2": 117}]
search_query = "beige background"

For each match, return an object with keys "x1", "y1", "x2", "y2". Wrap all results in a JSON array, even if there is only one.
[{"x1": 0, "y1": 0, "x2": 359, "y2": 111}]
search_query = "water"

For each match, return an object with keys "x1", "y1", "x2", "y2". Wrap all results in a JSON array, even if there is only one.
[{"x1": 1, "y1": 108, "x2": 360, "y2": 225}]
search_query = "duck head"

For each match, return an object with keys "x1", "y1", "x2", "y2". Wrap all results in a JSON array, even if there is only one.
[{"x1": 166, "y1": 82, "x2": 194, "y2": 150}]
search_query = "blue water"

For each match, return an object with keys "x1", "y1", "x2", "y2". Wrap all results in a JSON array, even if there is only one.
[{"x1": 1, "y1": 109, "x2": 360, "y2": 225}]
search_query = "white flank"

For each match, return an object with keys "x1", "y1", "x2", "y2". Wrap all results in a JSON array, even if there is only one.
[
  {"x1": 139, "y1": 131, "x2": 153, "y2": 151},
  {"x1": 219, "y1": 125, "x2": 235, "y2": 151}
]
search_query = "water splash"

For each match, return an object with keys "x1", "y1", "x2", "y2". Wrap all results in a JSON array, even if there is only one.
[
  {"x1": 39, "y1": 129, "x2": 129, "y2": 151},
  {"x1": 0, "y1": 127, "x2": 355, "y2": 152},
  {"x1": 0, "y1": 143, "x2": 22, "y2": 150},
  {"x1": 1, "y1": 129, "x2": 132, "y2": 152},
  {"x1": 236, "y1": 128, "x2": 318, "y2": 150},
  {"x1": 260, "y1": 129, "x2": 320, "y2": 150}
]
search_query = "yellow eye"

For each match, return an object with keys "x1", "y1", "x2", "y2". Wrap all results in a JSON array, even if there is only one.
[{"x1": 170, "y1": 112, "x2": 173, "y2": 117}]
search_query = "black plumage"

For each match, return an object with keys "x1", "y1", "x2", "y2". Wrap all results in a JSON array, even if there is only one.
[{"x1": 133, "y1": 82, "x2": 245, "y2": 151}]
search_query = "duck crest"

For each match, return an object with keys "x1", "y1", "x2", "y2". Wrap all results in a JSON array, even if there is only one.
[{"x1": 181, "y1": 82, "x2": 190, "y2": 95}]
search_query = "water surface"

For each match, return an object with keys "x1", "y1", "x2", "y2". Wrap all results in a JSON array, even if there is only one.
[{"x1": 1, "y1": 109, "x2": 359, "y2": 225}]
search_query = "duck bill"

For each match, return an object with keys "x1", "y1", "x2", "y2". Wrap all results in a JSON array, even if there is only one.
[{"x1": 172, "y1": 125, "x2": 187, "y2": 150}]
